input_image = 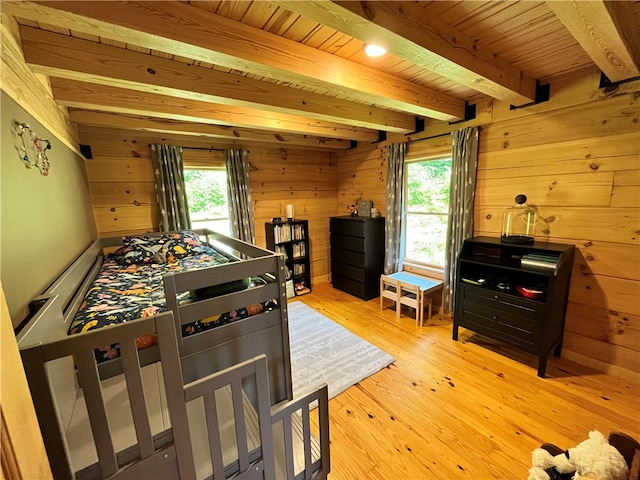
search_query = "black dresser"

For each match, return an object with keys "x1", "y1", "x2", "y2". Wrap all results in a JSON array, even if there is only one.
[
  {"x1": 330, "y1": 216, "x2": 385, "y2": 300},
  {"x1": 453, "y1": 236, "x2": 575, "y2": 377}
]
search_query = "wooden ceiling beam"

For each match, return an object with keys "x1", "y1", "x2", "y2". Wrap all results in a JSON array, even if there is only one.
[
  {"x1": 75, "y1": 124, "x2": 294, "y2": 153},
  {"x1": 68, "y1": 110, "x2": 351, "y2": 150},
  {"x1": 76, "y1": 124, "x2": 343, "y2": 153},
  {"x1": 274, "y1": 0, "x2": 538, "y2": 106},
  {"x1": 7, "y1": 1, "x2": 466, "y2": 121},
  {"x1": 50, "y1": 78, "x2": 379, "y2": 142},
  {"x1": 547, "y1": 0, "x2": 640, "y2": 83},
  {"x1": 20, "y1": 26, "x2": 414, "y2": 133}
]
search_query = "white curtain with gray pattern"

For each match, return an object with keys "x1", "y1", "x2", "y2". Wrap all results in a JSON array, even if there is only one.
[
  {"x1": 443, "y1": 127, "x2": 479, "y2": 314},
  {"x1": 151, "y1": 144, "x2": 191, "y2": 232},
  {"x1": 225, "y1": 149, "x2": 255, "y2": 243},
  {"x1": 384, "y1": 143, "x2": 407, "y2": 274}
]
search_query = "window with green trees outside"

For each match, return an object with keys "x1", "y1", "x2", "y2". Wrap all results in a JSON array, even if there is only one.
[
  {"x1": 403, "y1": 157, "x2": 452, "y2": 269},
  {"x1": 183, "y1": 168, "x2": 231, "y2": 235}
]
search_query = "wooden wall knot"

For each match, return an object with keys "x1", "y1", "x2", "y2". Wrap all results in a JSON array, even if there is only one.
[{"x1": 361, "y1": 1, "x2": 376, "y2": 21}]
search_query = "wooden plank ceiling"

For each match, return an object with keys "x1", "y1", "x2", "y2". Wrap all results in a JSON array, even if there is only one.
[{"x1": 4, "y1": 0, "x2": 639, "y2": 152}]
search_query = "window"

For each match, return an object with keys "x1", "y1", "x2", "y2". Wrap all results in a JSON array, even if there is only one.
[
  {"x1": 183, "y1": 168, "x2": 231, "y2": 236},
  {"x1": 403, "y1": 157, "x2": 452, "y2": 270}
]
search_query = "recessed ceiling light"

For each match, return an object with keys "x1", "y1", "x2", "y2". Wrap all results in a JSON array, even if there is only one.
[{"x1": 364, "y1": 44, "x2": 387, "y2": 57}]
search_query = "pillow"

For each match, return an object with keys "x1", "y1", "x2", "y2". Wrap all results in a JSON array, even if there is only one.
[
  {"x1": 116, "y1": 231, "x2": 207, "y2": 264},
  {"x1": 165, "y1": 230, "x2": 207, "y2": 262},
  {"x1": 111, "y1": 245, "x2": 146, "y2": 265},
  {"x1": 122, "y1": 233, "x2": 179, "y2": 264}
]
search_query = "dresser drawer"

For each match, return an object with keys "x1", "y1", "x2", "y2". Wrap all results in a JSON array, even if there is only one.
[
  {"x1": 458, "y1": 307, "x2": 536, "y2": 349},
  {"x1": 331, "y1": 247, "x2": 365, "y2": 267},
  {"x1": 460, "y1": 285, "x2": 539, "y2": 317},
  {"x1": 330, "y1": 218, "x2": 364, "y2": 237},
  {"x1": 331, "y1": 260, "x2": 365, "y2": 282},
  {"x1": 457, "y1": 285, "x2": 541, "y2": 348},
  {"x1": 330, "y1": 233, "x2": 365, "y2": 253},
  {"x1": 332, "y1": 274, "x2": 366, "y2": 300},
  {"x1": 460, "y1": 301, "x2": 536, "y2": 335}
]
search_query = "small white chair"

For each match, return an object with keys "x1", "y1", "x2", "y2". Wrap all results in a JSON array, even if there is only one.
[
  {"x1": 399, "y1": 281, "x2": 428, "y2": 326},
  {"x1": 380, "y1": 272, "x2": 442, "y2": 326},
  {"x1": 380, "y1": 275, "x2": 400, "y2": 315}
]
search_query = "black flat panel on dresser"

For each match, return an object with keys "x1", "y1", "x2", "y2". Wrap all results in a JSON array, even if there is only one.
[
  {"x1": 453, "y1": 236, "x2": 574, "y2": 378},
  {"x1": 330, "y1": 216, "x2": 385, "y2": 300}
]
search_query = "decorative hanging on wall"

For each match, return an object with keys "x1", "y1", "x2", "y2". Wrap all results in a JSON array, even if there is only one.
[{"x1": 13, "y1": 121, "x2": 52, "y2": 176}]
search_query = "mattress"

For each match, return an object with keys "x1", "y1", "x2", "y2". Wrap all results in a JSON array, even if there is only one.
[{"x1": 68, "y1": 241, "x2": 259, "y2": 362}]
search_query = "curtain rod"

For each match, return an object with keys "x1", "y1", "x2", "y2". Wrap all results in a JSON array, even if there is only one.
[
  {"x1": 406, "y1": 125, "x2": 481, "y2": 144},
  {"x1": 406, "y1": 132, "x2": 450, "y2": 144},
  {"x1": 182, "y1": 146, "x2": 226, "y2": 151},
  {"x1": 147, "y1": 144, "x2": 229, "y2": 152},
  {"x1": 181, "y1": 146, "x2": 251, "y2": 153}
]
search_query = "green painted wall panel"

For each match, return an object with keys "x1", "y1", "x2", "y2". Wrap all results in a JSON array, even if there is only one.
[{"x1": 1, "y1": 91, "x2": 97, "y2": 327}]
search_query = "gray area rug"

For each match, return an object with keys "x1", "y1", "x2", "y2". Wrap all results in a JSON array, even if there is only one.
[{"x1": 288, "y1": 301, "x2": 395, "y2": 400}]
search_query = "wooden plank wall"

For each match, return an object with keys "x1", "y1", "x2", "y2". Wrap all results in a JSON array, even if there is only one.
[
  {"x1": 79, "y1": 126, "x2": 160, "y2": 237},
  {"x1": 0, "y1": 13, "x2": 80, "y2": 155},
  {"x1": 251, "y1": 147, "x2": 337, "y2": 283},
  {"x1": 476, "y1": 67, "x2": 639, "y2": 379},
  {"x1": 333, "y1": 67, "x2": 639, "y2": 379},
  {"x1": 336, "y1": 146, "x2": 387, "y2": 216},
  {"x1": 77, "y1": 127, "x2": 337, "y2": 284},
  {"x1": 77, "y1": 66, "x2": 638, "y2": 379}
]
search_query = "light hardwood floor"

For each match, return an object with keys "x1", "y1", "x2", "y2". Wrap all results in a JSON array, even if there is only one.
[{"x1": 295, "y1": 282, "x2": 640, "y2": 479}]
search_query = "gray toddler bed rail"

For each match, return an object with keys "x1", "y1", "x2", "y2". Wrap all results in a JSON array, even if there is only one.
[
  {"x1": 17, "y1": 229, "x2": 292, "y2": 406},
  {"x1": 20, "y1": 311, "x2": 330, "y2": 479}
]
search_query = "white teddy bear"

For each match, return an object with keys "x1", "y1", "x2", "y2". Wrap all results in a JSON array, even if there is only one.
[{"x1": 528, "y1": 431, "x2": 629, "y2": 480}]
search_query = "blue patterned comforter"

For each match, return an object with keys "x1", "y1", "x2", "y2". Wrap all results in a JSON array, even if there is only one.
[{"x1": 68, "y1": 242, "x2": 261, "y2": 362}]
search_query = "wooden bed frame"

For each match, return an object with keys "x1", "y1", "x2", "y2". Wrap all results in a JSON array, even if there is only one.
[{"x1": 15, "y1": 229, "x2": 330, "y2": 478}]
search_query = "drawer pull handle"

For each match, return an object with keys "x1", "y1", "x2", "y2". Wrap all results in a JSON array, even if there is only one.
[
  {"x1": 492, "y1": 315, "x2": 497, "y2": 320},
  {"x1": 493, "y1": 295, "x2": 499, "y2": 300}
]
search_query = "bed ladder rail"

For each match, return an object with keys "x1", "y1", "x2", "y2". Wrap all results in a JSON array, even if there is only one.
[
  {"x1": 21, "y1": 314, "x2": 329, "y2": 480},
  {"x1": 271, "y1": 383, "x2": 330, "y2": 480},
  {"x1": 19, "y1": 311, "x2": 188, "y2": 480},
  {"x1": 175, "y1": 354, "x2": 330, "y2": 480}
]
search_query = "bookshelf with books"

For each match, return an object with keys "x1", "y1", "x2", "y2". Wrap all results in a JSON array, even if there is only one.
[{"x1": 265, "y1": 219, "x2": 311, "y2": 295}]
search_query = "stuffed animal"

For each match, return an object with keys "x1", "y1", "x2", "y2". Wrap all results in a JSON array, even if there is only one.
[
  {"x1": 529, "y1": 447, "x2": 575, "y2": 480},
  {"x1": 529, "y1": 431, "x2": 629, "y2": 480}
]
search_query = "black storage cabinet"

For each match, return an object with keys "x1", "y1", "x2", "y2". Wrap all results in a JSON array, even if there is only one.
[
  {"x1": 453, "y1": 236, "x2": 575, "y2": 377},
  {"x1": 330, "y1": 216, "x2": 385, "y2": 300}
]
